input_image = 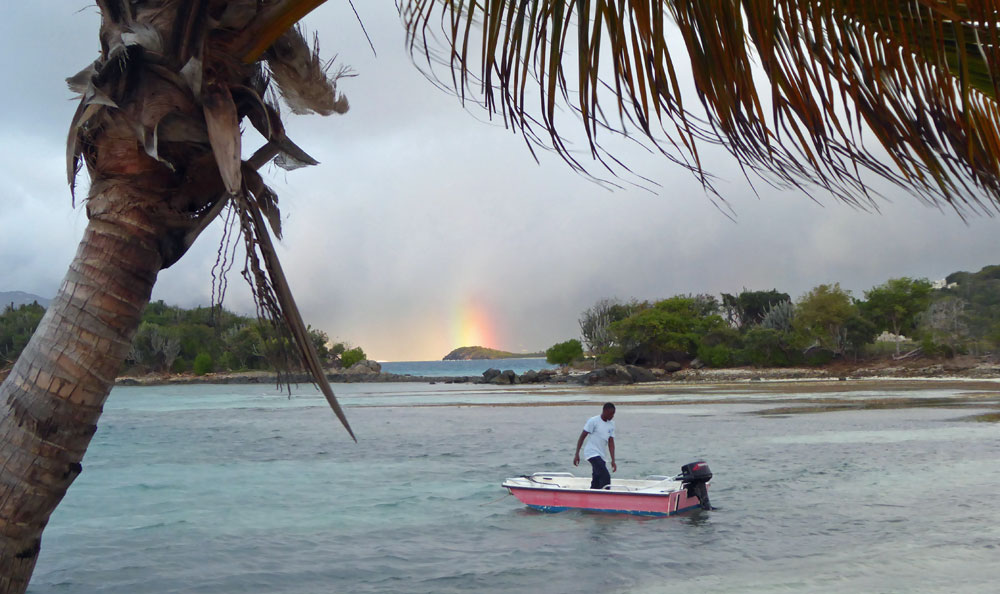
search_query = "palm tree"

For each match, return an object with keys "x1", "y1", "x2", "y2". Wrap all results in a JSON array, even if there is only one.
[
  {"x1": 3, "y1": 1, "x2": 1000, "y2": 591},
  {"x1": 0, "y1": 2, "x2": 353, "y2": 590}
]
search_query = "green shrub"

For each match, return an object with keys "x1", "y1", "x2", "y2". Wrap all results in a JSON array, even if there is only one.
[
  {"x1": 741, "y1": 327, "x2": 797, "y2": 367},
  {"x1": 340, "y1": 346, "x2": 366, "y2": 369},
  {"x1": 920, "y1": 336, "x2": 955, "y2": 358},
  {"x1": 217, "y1": 351, "x2": 236, "y2": 371},
  {"x1": 597, "y1": 347, "x2": 623, "y2": 366},
  {"x1": 192, "y1": 352, "x2": 213, "y2": 375},
  {"x1": 804, "y1": 349, "x2": 834, "y2": 366},
  {"x1": 696, "y1": 344, "x2": 734, "y2": 368},
  {"x1": 546, "y1": 339, "x2": 584, "y2": 366}
]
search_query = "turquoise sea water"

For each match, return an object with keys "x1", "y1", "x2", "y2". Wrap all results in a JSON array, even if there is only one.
[
  {"x1": 379, "y1": 357, "x2": 555, "y2": 377},
  {"x1": 29, "y1": 379, "x2": 1000, "y2": 593}
]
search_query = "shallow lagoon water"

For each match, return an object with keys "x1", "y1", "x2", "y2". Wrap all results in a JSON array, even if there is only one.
[{"x1": 30, "y1": 381, "x2": 1000, "y2": 593}]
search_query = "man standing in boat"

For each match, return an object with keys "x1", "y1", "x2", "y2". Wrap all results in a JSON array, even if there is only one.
[{"x1": 573, "y1": 402, "x2": 617, "y2": 489}]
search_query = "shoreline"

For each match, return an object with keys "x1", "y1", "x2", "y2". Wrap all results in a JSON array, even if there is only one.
[
  {"x1": 113, "y1": 356, "x2": 1000, "y2": 388},
  {"x1": 113, "y1": 370, "x2": 1000, "y2": 422}
]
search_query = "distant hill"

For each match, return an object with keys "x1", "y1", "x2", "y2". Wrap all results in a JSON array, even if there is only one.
[
  {"x1": 443, "y1": 346, "x2": 544, "y2": 360},
  {"x1": 0, "y1": 291, "x2": 51, "y2": 309}
]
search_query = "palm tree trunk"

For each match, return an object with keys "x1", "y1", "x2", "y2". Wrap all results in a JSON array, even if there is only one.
[{"x1": 0, "y1": 183, "x2": 164, "y2": 593}]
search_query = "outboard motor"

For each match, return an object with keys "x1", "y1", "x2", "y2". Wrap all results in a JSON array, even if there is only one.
[{"x1": 679, "y1": 461, "x2": 713, "y2": 510}]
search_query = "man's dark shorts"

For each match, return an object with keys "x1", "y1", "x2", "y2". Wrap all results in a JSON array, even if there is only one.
[{"x1": 588, "y1": 456, "x2": 611, "y2": 489}]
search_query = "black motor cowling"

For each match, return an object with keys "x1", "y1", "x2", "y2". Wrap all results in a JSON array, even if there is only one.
[{"x1": 679, "y1": 461, "x2": 713, "y2": 510}]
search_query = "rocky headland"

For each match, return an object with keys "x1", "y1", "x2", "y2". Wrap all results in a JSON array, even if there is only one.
[{"x1": 442, "y1": 346, "x2": 544, "y2": 360}]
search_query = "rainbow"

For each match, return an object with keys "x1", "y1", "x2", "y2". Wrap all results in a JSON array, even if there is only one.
[{"x1": 450, "y1": 298, "x2": 498, "y2": 351}]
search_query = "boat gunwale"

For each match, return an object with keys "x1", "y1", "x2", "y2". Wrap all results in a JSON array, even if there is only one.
[{"x1": 501, "y1": 482, "x2": 687, "y2": 498}]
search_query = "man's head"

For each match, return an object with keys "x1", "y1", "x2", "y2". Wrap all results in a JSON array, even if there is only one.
[{"x1": 601, "y1": 402, "x2": 616, "y2": 421}]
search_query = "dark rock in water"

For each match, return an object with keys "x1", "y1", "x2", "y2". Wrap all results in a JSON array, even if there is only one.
[
  {"x1": 625, "y1": 365, "x2": 657, "y2": 383},
  {"x1": 664, "y1": 361, "x2": 683, "y2": 373},
  {"x1": 482, "y1": 368, "x2": 501, "y2": 382},
  {"x1": 490, "y1": 369, "x2": 518, "y2": 385},
  {"x1": 531, "y1": 369, "x2": 568, "y2": 383},
  {"x1": 345, "y1": 359, "x2": 381, "y2": 375},
  {"x1": 585, "y1": 364, "x2": 634, "y2": 385}
]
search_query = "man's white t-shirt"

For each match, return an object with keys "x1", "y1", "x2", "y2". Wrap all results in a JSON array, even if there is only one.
[{"x1": 582, "y1": 415, "x2": 615, "y2": 462}]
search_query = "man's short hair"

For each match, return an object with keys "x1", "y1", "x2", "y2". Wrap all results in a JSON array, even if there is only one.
[{"x1": 603, "y1": 402, "x2": 616, "y2": 411}]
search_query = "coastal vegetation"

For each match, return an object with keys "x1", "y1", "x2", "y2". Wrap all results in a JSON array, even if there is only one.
[
  {"x1": 126, "y1": 301, "x2": 363, "y2": 375},
  {"x1": 545, "y1": 339, "x2": 584, "y2": 366},
  {"x1": 0, "y1": 300, "x2": 358, "y2": 377},
  {"x1": 0, "y1": 302, "x2": 44, "y2": 368},
  {"x1": 562, "y1": 266, "x2": 1000, "y2": 370}
]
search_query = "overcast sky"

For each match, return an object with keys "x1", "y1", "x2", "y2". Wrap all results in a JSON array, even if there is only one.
[{"x1": 2, "y1": 4, "x2": 999, "y2": 362}]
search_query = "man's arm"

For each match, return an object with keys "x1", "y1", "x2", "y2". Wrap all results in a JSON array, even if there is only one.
[
  {"x1": 608, "y1": 436, "x2": 616, "y2": 472},
  {"x1": 573, "y1": 430, "x2": 588, "y2": 466}
]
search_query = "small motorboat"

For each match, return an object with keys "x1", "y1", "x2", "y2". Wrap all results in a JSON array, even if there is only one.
[{"x1": 502, "y1": 461, "x2": 713, "y2": 517}]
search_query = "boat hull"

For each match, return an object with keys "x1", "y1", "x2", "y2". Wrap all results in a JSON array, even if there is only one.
[{"x1": 504, "y1": 483, "x2": 705, "y2": 517}]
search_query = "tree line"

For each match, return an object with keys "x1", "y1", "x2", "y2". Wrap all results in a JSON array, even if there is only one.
[
  {"x1": 0, "y1": 300, "x2": 364, "y2": 376},
  {"x1": 546, "y1": 265, "x2": 1000, "y2": 368}
]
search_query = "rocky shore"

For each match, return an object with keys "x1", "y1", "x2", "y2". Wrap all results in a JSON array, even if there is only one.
[{"x1": 114, "y1": 355, "x2": 1000, "y2": 387}]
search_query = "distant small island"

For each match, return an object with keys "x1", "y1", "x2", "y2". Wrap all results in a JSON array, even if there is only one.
[{"x1": 443, "y1": 346, "x2": 544, "y2": 360}]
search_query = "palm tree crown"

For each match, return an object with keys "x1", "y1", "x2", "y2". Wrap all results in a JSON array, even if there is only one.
[{"x1": 67, "y1": 0, "x2": 355, "y2": 436}]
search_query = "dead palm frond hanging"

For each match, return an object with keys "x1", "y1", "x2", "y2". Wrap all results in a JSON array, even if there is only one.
[{"x1": 401, "y1": 1, "x2": 1000, "y2": 214}]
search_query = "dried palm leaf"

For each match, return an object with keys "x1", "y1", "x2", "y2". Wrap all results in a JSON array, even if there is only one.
[
  {"x1": 180, "y1": 58, "x2": 204, "y2": 98},
  {"x1": 233, "y1": 192, "x2": 355, "y2": 440},
  {"x1": 265, "y1": 26, "x2": 351, "y2": 115},
  {"x1": 202, "y1": 83, "x2": 243, "y2": 195},
  {"x1": 122, "y1": 22, "x2": 164, "y2": 53},
  {"x1": 242, "y1": 164, "x2": 283, "y2": 239},
  {"x1": 66, "y1": 62, "x2": 98, "y2": 95}
]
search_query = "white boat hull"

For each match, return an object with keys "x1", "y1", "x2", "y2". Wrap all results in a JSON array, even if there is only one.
[{"x1": 502, "y1": 472, "x2": 709, "y2": 517}]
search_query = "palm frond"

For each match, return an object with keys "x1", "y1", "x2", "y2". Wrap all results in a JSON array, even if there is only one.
[
  {"x1": 234, "y1": 191, "x2": 356, "y2": 441},
  {"x1": 402, "y1": 1, "x2": 1000, "y2": 213},
  {"x1": 234, "y1": 0, "x2": 329, "y2": 61}
]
